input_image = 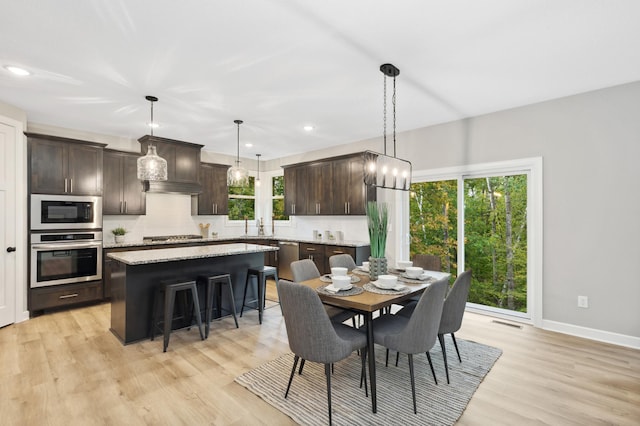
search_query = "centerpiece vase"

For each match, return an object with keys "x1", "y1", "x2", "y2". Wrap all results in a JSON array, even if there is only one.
[
  {"x1": 366, "y1": 201, "x2": 389, "y2": 281},
  {"x1": 369, "y1": 256, "x2": 387, "y2": 281}
]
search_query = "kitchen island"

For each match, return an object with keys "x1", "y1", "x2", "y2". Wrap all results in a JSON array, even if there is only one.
[{"x1": 107, "y1": 243, "x2": 278, "y2": 344}]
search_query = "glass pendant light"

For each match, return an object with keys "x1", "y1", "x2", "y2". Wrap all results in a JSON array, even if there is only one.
[
  {"x1": 137, "y1": 95, "x2": 168, "y2": 181},
  {"x1": 363, "y1": 63, "x2": 412, "y2": 191},
  {"x1": 227, "y1": 119, "x2": 249, "y2": 187},
  {"x1": 255, "y1": 153, "x2": 261, "y2": 187}
]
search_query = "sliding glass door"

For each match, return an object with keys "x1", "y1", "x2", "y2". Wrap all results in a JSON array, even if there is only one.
[{"x1": 409, "y1": 159, "x2": 540, "y2": 321}]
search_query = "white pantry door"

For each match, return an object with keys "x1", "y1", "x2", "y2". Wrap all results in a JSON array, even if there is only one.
[{"x1": 0, "y1": 120, "x2": 17, "y2": 327}]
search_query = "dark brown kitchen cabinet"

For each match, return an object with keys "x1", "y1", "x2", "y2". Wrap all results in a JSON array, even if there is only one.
[
  {"x1": 28, "y1": 133, "x2": 105, "y2": 195},
  {"x1": 197, "y1": 162, "x2": 229, "y2": 215},
  {"x1": 283, "y1": 166, "x2": 298, "y2": 216},
  {"x1": 331, "y1": 155, "x2": 374, "y2": 215},
  {"x1": 138, "y1": 135, "x2": 203, "y2": 183},
  {"x1": 30, "y1": 281, "x2": 103, "y2": 311},
  {"x1": 283, "y1": 162, "x2": 332, "y2": 216},
  {"x1": 299, "y1": 242, "x2": 327, "y2": 273},
  {"x1": 103, "y1": 150, "x2": 146, "y2": 215},
  {"x1": 282, "y1": 152, "x2": 375, "y2": 216},
  {"x1": 306, "y1": 162, "x2": 333, "y2": 215}
]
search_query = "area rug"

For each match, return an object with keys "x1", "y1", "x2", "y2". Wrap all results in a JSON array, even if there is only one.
[{"x1": 235, "y1": 337, "x2": 502, "y2": 425}]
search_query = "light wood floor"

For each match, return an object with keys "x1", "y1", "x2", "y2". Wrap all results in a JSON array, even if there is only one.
[{"x1": 1, "y1": 282, "x2": 638, "y2": 425}]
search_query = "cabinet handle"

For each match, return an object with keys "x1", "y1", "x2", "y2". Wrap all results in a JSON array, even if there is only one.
[
  {"x1": 212, "y1": 203, "x2": 215, "y2": 214},
  {"x1": 69, "y1": 178, "x2": 73, "y2": 193},
  {"x1": 120, "y1": 201, "x2": 123, "y2": 213},
  {"x1": 59, "y1": 293, "x2": 79, "y2": 299},
  {"x1": 347, "y1": 202, "x2": 350, "y2": 214},
  {"x1": 306, "y1": 248, "x2": 316, "y2": 251},
  {"x1": 124, "y1": 201, "x2": 127, "y2": 213},
  {"x1": 64, "y1": 178, "x2": 68, "y2": 193},
  {"x1": 332, "y1": 250, "x2": 345, "y2": 254}
]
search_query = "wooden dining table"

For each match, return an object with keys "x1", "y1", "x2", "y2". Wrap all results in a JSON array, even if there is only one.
[{"x1": 300, "y1": 268, "x2": 451, "y2": 413}]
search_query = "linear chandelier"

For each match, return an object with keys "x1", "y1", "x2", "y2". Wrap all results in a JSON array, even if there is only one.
[
  {"x1": 137, "y1": 95, "x2": 168, "y2": 181},
  {"x1": 363, "y1": 63, "x2": 412, "y2": 191}
]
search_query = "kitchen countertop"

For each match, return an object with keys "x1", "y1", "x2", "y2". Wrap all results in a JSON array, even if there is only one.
[
  {"x1": 106, "y1": 243, "x2": 278, "y2": 265},
  {"x1": 103, "y1": 235, "x2": 370, "y2": 249}
]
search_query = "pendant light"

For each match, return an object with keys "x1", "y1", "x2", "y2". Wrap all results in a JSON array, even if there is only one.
[
  {"x1": 255, "y1": 153, "x2": 262, "y2": 187},
  {"x1": 137, "y1": 95, "x2": 168, "y2": 181},
  {"x1": 227, "y1": 119, "x2": 249, "y2": 187},
  {"x1": 364, "y1": 63, "x2": 412, "y2": 191}
]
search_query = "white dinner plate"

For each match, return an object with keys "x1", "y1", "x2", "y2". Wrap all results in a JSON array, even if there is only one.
[
  {"x1": 326, "y1": 283, "x2": 353, "y2": 292},
  {"x1": 371, "y1": 281, "x2": 406, "y2": 291},
  {"x1": 401, "y1": 272, "x2": 428, "y2": 280}
]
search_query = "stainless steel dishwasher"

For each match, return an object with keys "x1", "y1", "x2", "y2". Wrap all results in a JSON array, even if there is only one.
[{"x1": 278, "y1": 241, "x2": 299, "y2": 281}]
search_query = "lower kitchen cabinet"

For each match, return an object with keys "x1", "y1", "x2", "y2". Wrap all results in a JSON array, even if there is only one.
[
  {"x1": 300, "y1": 242, "x2": 371, "y2": 275},
  {"x1": 299, "y1": 242, "x2": 327, "y2": 273},
  {"x1": 30, "y1": 281, "x2": 103, "y2": 311}
]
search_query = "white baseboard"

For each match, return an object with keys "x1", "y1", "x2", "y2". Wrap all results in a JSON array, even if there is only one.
[
  {"x1": 16, "y1": 310, "x2": 29, "y2": 323},
  {"x1": 542, "y1": 319, "x2": 640, "y2": 350}
]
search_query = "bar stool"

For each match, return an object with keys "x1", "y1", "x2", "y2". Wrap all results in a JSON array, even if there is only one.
[
  {"x1": 241, "y1": 265, "x2": 279, "y2": 324},
  {"x1": 196, "y1": 272, "x2": 239, "y2": 338},
  {"x1": 150, "y1": 278, "x2": 205, "y2": 352}
]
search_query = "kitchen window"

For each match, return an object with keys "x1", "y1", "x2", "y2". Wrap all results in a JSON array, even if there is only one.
[
  {"x1": 228, "y1": 176, "x2": 255, "y2": 220},
  {"x1": 272, "y1": 175, "x2": 289, "y2": 221}
]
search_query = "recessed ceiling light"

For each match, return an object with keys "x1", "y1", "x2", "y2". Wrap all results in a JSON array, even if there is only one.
[
  {"x1": 245, "y1": 143, "x2": 253, "y2": 148},
  {"x1": 303, "y1": 125, "x2": 314, "y2": 132},
  {"x1": 4, "y1": 65, "x2": 31, "y2": 76}
]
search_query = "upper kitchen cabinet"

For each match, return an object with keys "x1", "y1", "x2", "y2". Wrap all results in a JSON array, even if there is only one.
[
  {"x1": 282, "y1": 152, "x2": 375, "y2": 216},
  {"x1": 138, "y1": 135, "x2": 203, "y2": 183},
  {"x1": 283, "y1": 166, "x2": 298, "y2": 216},
  {"x1": 103, "y1": 150, "x2": 146, "y2": 215},
  {"x1": 28, "y1": 133, "x2": 105, "y2": 195},
  {"x1": 331, "y1": 154, "x2": 375, "y2": 215},
  {"x1": 307, "y1": 161, "x2": 333, "y2": 215},
  {"x1": 197, "y1": 162, "x2": 230, "y2": 215},
  {"x1": 283, "y1": 162, "x2": 332, "y2": 215}
]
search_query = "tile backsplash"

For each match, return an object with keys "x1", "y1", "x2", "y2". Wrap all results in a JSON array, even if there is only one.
[{"x1": 103, "y1": 193, "x2": 369, "y2": 243}]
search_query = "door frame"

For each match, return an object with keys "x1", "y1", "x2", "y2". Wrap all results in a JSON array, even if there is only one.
[
  {"x1": 1, "y1": 114, "x2": 28, "y2": 324},
  {"x1": 402, "y1": 157, "x2": 543, "y2": 327}
]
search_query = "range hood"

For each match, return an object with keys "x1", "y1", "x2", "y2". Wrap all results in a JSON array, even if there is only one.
[
  {"x1": 138, "y1": 135, "x2": 204, "y2": 195},
  {"x1": 143, "y1": 180, "x2": 202, "y2": 195}
]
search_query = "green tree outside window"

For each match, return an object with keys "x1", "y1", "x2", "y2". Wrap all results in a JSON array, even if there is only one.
[
  {"x1": 272, "y1": 175, "x2": 288, "y2": 221},
  {"x1": 228, "y1": 176, "x2": 255, "y2": 220}
]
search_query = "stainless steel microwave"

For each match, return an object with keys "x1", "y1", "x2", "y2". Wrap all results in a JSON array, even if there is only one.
[{"x1": 30, "y1": 194, "x2": 102, "y2": 231}]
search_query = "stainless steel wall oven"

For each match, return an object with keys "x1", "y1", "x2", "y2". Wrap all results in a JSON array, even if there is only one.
[{"x1": 30, "y1": 231, "x2": 103, "y2": 288}]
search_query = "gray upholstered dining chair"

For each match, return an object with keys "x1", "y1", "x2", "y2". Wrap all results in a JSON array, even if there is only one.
[
  {"x1": 278, "y1": 279, "x2": 368, "y2": 426},
  {"x1": 412, "y1": 254, "x2": 442, "y2": 271},
  {"x1": 328, "y1": 253, "x2": 357, "y2": 271},
  {"x1": 290, "y1": 259, "x2": 358, "y2": 325},
  {"x1": 398, "y1": 269, "x2": 472, "y2": 384},
  {"x1": 370, "y1": 277, "x2": 448, "y2": 414}
]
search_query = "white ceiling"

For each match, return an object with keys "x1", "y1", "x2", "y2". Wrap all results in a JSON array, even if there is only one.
[{"x1": 2, "y1": 0, "x2": 640, "y2": 160}]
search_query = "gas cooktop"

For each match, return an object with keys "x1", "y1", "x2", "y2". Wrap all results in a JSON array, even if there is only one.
[{"x1": 143, "y1": 234, "x2": 203, "y2": 242}]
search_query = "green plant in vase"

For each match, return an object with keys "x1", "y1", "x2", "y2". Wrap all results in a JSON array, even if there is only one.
[
  {"x1": 366, "y1": 201, "x2": 389, "y2": 280},
  {"x1": 112, "y1": 226, "x2": 127, "y2": 243}
]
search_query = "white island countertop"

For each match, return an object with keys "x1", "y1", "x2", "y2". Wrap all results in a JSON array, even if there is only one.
[{"x1": 107, "y1": 243, "x2": 278, "y2": 266}]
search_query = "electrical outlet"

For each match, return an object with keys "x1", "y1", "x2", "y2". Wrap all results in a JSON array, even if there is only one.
[{"x1": 578, "y1": 295, "x2": 589, "y2": 308}]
